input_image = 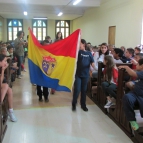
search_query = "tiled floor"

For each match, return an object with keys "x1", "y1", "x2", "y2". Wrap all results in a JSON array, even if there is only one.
[{"x1": 3, "y1": 60, "x2": 133, "y2": 143}]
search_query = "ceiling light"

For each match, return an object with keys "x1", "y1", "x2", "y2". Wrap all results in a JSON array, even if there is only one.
[
  {"x1": 33, "y1": 17, "x2": 47, "y2": 19},
  {"x1": 23, "y1": 11, "x2": 28, "y2": 16},
  {"x1": 57, "y1": 12, "x2": 63, "y2": 16},
  {"x1": 73, "y1": 0, "x2": 82, "y2": 5}
]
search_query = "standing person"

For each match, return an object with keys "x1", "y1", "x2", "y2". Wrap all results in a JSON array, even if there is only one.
[
  {"x1": 51, "y1": 32, "x2": 63, "y2": 94},
  {"x1": 72, "y1": 39, "x2": 95, "y2": 112},
  {"x1": 101, "y1": 55, "x2": 118, "y2": 108},
  {"x1": 36, "y1": 40, "x2": 49, "y2": 102},
  {"x1": 14, "y1": 31, "x2": 25, "y2": 79},
  {"x1": 54, "y1": 31, "x2": 63, "y2": 42}
]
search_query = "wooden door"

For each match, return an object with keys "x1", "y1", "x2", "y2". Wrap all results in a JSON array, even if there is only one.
[{"x1": 108, "y1": 26, "x2": 116, "y2": 45}]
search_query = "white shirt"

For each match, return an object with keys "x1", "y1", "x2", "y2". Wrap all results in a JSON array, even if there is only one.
[
  {"x1": 114, "y1": 59, "x2": 123, "y2": 63},
  {"x1": 93, "y1": 52, "x2": 105, "y2": 71}
]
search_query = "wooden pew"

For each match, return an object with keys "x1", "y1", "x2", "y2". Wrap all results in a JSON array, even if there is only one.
[
  {"x1": 0, "y1": 67, "x2": 8, "y2": 143},
  {"x1": 96, "y1": 62, "x2": 107, "y2": 112},
  {"x1": 134, "y1": 128, "x2": 143, "y2": 143},
  {"x1": 108, "y1": 68, "x2": 133, "y2": 137},
  {"x1": 94, "y1": 62, "x2": 133, "y2": 136},
  {"x1": 114, "y1": 68, "x2": 143, "y2": 143},
  {"x1": 87, "y1": 77, "x2": 97, "y2": 102},
  {"x1": 89, "y1": 62, "x2": 143, "y2": 142}
]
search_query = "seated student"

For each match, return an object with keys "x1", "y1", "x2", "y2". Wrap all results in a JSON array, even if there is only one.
[
  {"x1": 92, "y1": 46, "x2": 98, "y2": 53},
  {"x1": 119, "y1": 59, "x2": 143, "y2": 133},
  {"x1": 0, "y1": 47, "x2": 9, "y2": 56},
  {"x1": 4, "y1": 46, "x2": 18, "y2": 73},
  {"x1": 126, "y1": 53, "x2": 143, "y2": 90},
  {"x1": 7, "y1": 45, "x2": 14, "y2": 58},
  {"x1": 112, "y1": 48, "x2": 123, "y2": 63},
  {"x1": 108, "y1": 44, "x2": 115, "y2": 55},
  {"x1": 101, "y1": 55, "x2": 118, "y2": 108},
  {"x1": 0, "y1": 54, "x2": 17, "y2": 122},
  {"x1": 121, "y1": 48, "x2": 134, "y2": 63},
  {"x1": 121, "y1": 46, "x2": 126, "y2": 53},
  {"x1": 134, "y1": 47, "x2": 141, "y2": 55},
  {"x1": 92, "y1": 43, "x2": 110, "y2": 78}
]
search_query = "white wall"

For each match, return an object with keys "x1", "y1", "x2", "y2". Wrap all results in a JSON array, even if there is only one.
[
  {"x1": 72, "y1": 0, "x2": 143, "y2": 48},
  {"x1": 47, "y1": 20, "x2": 55, "y2": 41}
]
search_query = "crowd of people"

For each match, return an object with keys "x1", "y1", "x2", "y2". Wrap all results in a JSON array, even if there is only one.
[
  {"x1": 74, "y1": 40, "x2": 143, "y2": 134},
  {"x1": 0, "y1": 31, "x2": 143, "y2": 134},
  {"x1": 0, "y1": 30, "x2": 64, "y2": 122}
]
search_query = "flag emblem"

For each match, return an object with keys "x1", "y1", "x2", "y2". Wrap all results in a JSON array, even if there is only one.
[{"x1": 42, "y1": 56, "x2": 57, "y2": 76}]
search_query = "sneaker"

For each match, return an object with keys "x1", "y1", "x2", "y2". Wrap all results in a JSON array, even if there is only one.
[
  {"x1": 17, "y1": 75, "x2": 21, "y2": 79},
  {"x1": 23, "y1": 69, "x2": 27, "y2": 72},
  {"x1": 8, "y1": 111, "x2": 17, "y2": 122},
  {"x1": 81, "y1": 106, "x2": 88, "y2": 112},
  {"x1": 104, "y1": 100, "x2": 115, "y2": 108}
]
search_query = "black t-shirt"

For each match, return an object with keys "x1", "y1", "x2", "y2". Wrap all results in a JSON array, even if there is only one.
[{"x1": 76, "y1": 50, "x2": 94, "y2": 77}]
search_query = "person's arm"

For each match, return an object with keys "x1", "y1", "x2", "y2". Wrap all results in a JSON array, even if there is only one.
[
  {"x1": 1, "y1": 63, "x2": 9, "y2": 84},
  {"x1": 118, "y1": 65, "x2": 137, "y2": 78},
  {"x1": 91, "y1": 62, "x2": 95, "y2": 70},
  {"x1": 113, "y1": 67, "x2": 118, "y2": 83},
  {"x1": 131, "y1": 59, "x2": 138, "y2": 65},
  {"x1": 93, "y1": 52, "x2": 99, "y2": 71}
]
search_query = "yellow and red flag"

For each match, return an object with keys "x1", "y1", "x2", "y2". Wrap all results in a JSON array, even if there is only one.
[{"x1": 28, "y1": 28, "x2": 80, "y2": 92}]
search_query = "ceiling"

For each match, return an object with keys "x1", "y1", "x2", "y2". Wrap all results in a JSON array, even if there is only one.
[{"x1": 0, "y1": 0, "x2": 101, "y2": 20}]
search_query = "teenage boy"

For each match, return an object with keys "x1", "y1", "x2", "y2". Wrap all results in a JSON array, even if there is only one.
[
  {"x1": 121, "y1": 48, "x2": 134, "y2": 63},
  {"x1": 119, "y1": 58, "x2": 143, "y2": 133},
  {"x1": 112, "y1": 48, "x2": 123, "y2": 63}
]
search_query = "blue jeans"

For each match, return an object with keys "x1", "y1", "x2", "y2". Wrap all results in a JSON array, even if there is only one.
[
  {"x1": 17, "y1": 55, "x2": 23, "y2": 75},
  {"x1": 123, "y1": 92, "x2": 143, "y2": 121},
  {"x1": 72, "y1": 75, "x2": 89, "y2": 107},
  {"x1": 101, "y1": 81, "x2": 117, "y2": 98}
]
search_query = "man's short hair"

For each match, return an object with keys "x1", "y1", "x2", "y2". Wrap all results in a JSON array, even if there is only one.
[{"x1": 114, "y1": 48, "x2": 123, "y2": 57}]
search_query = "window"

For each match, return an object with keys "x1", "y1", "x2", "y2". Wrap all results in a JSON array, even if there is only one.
[
  {"x1": 32, "y1": 20, "x2": 47, "y2": 41},
  {"x1": 55, "y1": 20, "x2": 70, "y2": 39},
  {"x1": 7, "y1": 19, "x2": 23, "y2": 41}
]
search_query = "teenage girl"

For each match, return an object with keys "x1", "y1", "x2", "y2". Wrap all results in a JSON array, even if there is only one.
[{"x1": 101, "y1": 55, "x2": 118, "y2": 108}]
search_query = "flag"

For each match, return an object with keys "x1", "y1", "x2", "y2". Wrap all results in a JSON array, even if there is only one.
[{"x1": 28, "y1": 28, "x2": 80, "y2": 92}]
